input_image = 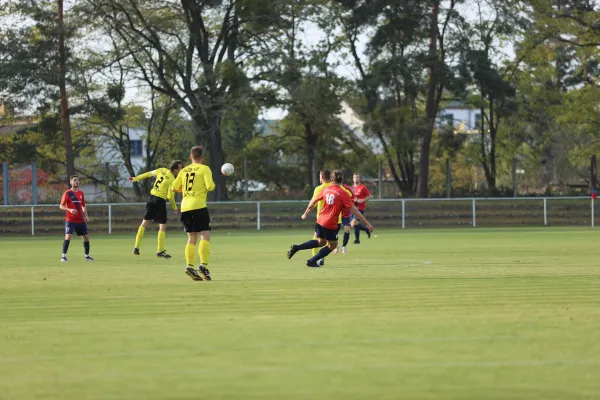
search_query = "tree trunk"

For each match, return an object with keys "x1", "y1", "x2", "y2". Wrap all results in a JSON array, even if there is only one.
[
  {"x1": 488, "y1": 104, "x2": 497, "y2": 193},
  {"x1": 57, "y1": 0, "x2": 74, "y2": 181},
  {"x1": 417, "y1": 0, "x2": 440, "y2": 198},
  {"x1": 305, "y1": 123, "x2": 318, "y2": 189},
  {"x1": 193, "y1": 114, "x2": 228, "y2": 201}
]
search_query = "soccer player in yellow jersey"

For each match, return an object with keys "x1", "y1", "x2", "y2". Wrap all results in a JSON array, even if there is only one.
[
  {"x1": 129, "y1": 160, "x2": 183, "y2": 258},
  {"x1": 171, "y1": 146, "x2": 215, "y2": 281}
]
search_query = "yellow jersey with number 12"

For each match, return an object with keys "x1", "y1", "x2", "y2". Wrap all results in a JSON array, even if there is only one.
[
  {"x1": 171, "y1": 163, "x2": 215, "y2": 212},
  {"x1": 132, "y1": 168, "x2": 177, "y2": 210}
]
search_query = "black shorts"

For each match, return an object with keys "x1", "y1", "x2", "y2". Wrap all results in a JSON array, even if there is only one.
[
  {"x1": 181, "y1": 208, "x2": 211, "y2": 232},
  {"x1": 315, "y1": 223, "x2": 340, "y2": 241},
  {"x1": 144, "y1": 195, "x2": 168, "y2": 224},
  {"x1": 65, "y1": 222, "x2": 88, "y2": 236}
]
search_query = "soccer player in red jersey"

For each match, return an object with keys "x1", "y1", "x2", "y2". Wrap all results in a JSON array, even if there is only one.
[
  {"x1": 351, "y1": 172, "x2": 372, "y2": 244},
  {"x1": 287, "y1": 170, "x2": 374, "y2": 267},
  {"x1": 333, "y1": 182, "x2": 355, "y2": 255},
  {"x1": 59, "y1": 175, "x2": 94, "y2": 262}
]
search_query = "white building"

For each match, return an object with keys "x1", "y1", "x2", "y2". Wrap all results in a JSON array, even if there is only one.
[
  {"x1": 81, "y1": 126, "x2": 147, "y2": 201},
  {"x1": 437, "y1": 101, "x2": 481, "y2": 133}
]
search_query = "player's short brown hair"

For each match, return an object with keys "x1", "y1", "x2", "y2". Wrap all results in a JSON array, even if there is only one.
[
  {"x1": 191, "y1": 146, "x2": 203, "y2": 159},
  {"x1": 320, "y1": 169, "x2": 331, "y2": 181},
  {"x1": 69, "y1": 175, "x2": 78, "y2": 181},
  {"x1": 169, "y1": 160, "x2": 183, "y2": 171},
  {"x1": 333, "y1": 170, "x2": 344, "y2": 184}
]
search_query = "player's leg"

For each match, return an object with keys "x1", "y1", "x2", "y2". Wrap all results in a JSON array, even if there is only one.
[
  {"x1": 79, "y1": 224, "x2": 94, "y2": 261},
  {"x1": 307, "y1": 229, "x2": 337, "y2": 267},
  {"x1": 184, "y1": 231, "x2": 203, "y2": 281},
  {"x1": 311, "y1": 232, "x2": 319, "y2": 257},
  {"x1": 156, "y1": 224, "x2": 171, "y2": 258},
  {"x1": 195, "y1": 208, "x2": 212, "y2": 280},
  {"x1": 182, "y1": 209, "x2": 204, "y2": 281},
  {"x1": 335, "y1": 217, "x2": 351, "y2": 254},
  {"x1": 156, "y1": 200, "x2": 171, "y2": 258},
  {"x1": 134, "y1": 219, "x2": 150, "y2": 255},
  {"x1": 357, "y1": 210, "x2": 371, "y2": 237},
  {"x1": 353, "y1": 211, "x2": 370, "y2": 241},
  {"x1": 181, "y1": 210, "x2": 200, "y2": 280},
  {"x1": 136, "y1": 199, "x2": 155, "y2": 253},
  {"x1": 61, "y1": 223, "x2": 72, "y2": 261},
  {"x1": 287, "y1": 224, "x2": 323, "y2": 259},
  {"x1": 197, "y1": 230, "x2": 211, "y2": 280},
  {"x1": 317, "y1": 224, "x2": 340, "y2": 266},
  {"x1": 352, "y1": 217, "x2": 361, "y2": 243},
  {"x1": 342, "y1": 224, "x2": 351, "y2": 254}
]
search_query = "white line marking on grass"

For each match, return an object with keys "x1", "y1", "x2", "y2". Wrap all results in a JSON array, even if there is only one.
[{"x1": 397, "y1": 260, "x2": 433, "y2": 266}]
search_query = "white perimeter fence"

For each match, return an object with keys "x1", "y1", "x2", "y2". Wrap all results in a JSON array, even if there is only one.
[{"x1": 0, "y1": 197, "x2": 597, "y2": 236}]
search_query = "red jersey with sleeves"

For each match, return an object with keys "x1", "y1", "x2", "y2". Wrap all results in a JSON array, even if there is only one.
[
  {"x1": 313, "y1": 185, "x2": 354, "y2": 230},
  {"x1": 353, "y1": 183, "x2": 371, "y2": 211},
  {"x1": 341, "y1": 184, "x2": 355, "y2": 218},
  {"x1": 60, "y1": 189, "x2": 86, "y2": 223}
]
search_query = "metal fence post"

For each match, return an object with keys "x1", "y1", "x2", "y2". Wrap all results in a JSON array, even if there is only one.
[
  {"x1": 378, "y1": 159, "x2": 383, "y2": 200},
  {"x1": 592, "y1": 197, "x2": 595, "y2": 228},
  {"x1": 257, "y1": 202, "x2": 261, "y2": 231},
  {"x1": 108, "y1": 204, "x2": 112, "y2": 234},
  {"x1": 31, "y1": 206, "x2": 35, "y2": 236},
  {"x1": 543, "y1": 198, "x2": 548, "y2": 226},
  {"x1": 3, "y1": 162, "x2": 8, "y2": 206},
  {"x1": 31, "y1": 161, "x2": 38, "y2": 205},
  {"x1": 472, "y1": 198, "x2": 476, "y2": 227},
  {"x1": 401, "y1": 199, "x2": 406, "y2": 229}
]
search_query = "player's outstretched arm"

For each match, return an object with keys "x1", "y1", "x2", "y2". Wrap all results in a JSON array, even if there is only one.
[
  {"x1": 129, "y1": 170, "x2": 156, "y2": 182},
  {"x1": 302, "y1": 196, "x2": 321, "y2": 220},
  {"x1": 349, "y1": 205, "x2": 374, "y2": 231}
]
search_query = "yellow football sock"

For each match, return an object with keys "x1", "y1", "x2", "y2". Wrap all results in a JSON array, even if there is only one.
[
  {"x1": 157, "y1": 231, "x2": 165, "y2": 253},
  {"x1": 199, "y1": 240, "x2": 210, "y2": 266},
  {"x1": 185, "y1": 244, "x2": 196, "y2": 266},
  {"x1": 135, "y1": 226, "x2": 145, "y2": 248},
  {"x1": 311, "y1": 233, "x2": 318, "y2": 256}
]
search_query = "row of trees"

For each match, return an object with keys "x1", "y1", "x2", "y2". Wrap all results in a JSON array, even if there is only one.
[{"x1": 1, "y1": 0, "x2": 599, "y2": 200}]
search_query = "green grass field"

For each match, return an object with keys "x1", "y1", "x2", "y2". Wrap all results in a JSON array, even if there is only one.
[{"x1": 1, "y1": 227, "x2": 600, "y2": 399}]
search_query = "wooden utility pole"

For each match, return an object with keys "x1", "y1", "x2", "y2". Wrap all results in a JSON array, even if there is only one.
[{"x1": 58, "y1": 0, "x2": 75, "y2": 180}]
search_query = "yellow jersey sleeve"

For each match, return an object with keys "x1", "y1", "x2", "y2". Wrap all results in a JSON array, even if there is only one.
[
  {"x1": 204, "y1": 165, "x2": 216, "y2": 192},
  {"x1": 179, "y1": 163, "x2": 215, "y2": 212},
  {"x1": 167, "y1": 186, "x2": 177, "y2": 210},
  {"x1": 171, "y1": 171, "x2": 183, "y2": 192},
  {"x1": 133, "y1": 170, "x2": 156, "y2": 182}
]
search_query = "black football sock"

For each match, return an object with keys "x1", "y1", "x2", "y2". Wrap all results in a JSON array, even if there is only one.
[
  {"x1": 62, "y1": 240, "x2": 70, "y2": 255},
  {"x1": 343, "y1": 232, "x2": 350, "y2": 247},
  {"x1": 309, "y1": 247, "x2": 333, "y2": 264},
  {"x1": 84, "y1": 241, "x2": 90, "y2": 256},
  {"x1": 354, "y1": 226, "x2": 360, "y2": 241},
  {"x1": 296, "y1": 240, "x2": 319, "y2": 251}
]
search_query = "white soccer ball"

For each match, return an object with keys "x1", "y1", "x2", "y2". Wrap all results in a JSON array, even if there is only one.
[{"x1": 221, "y1": 163, "x2": 235, "y2": 176}]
